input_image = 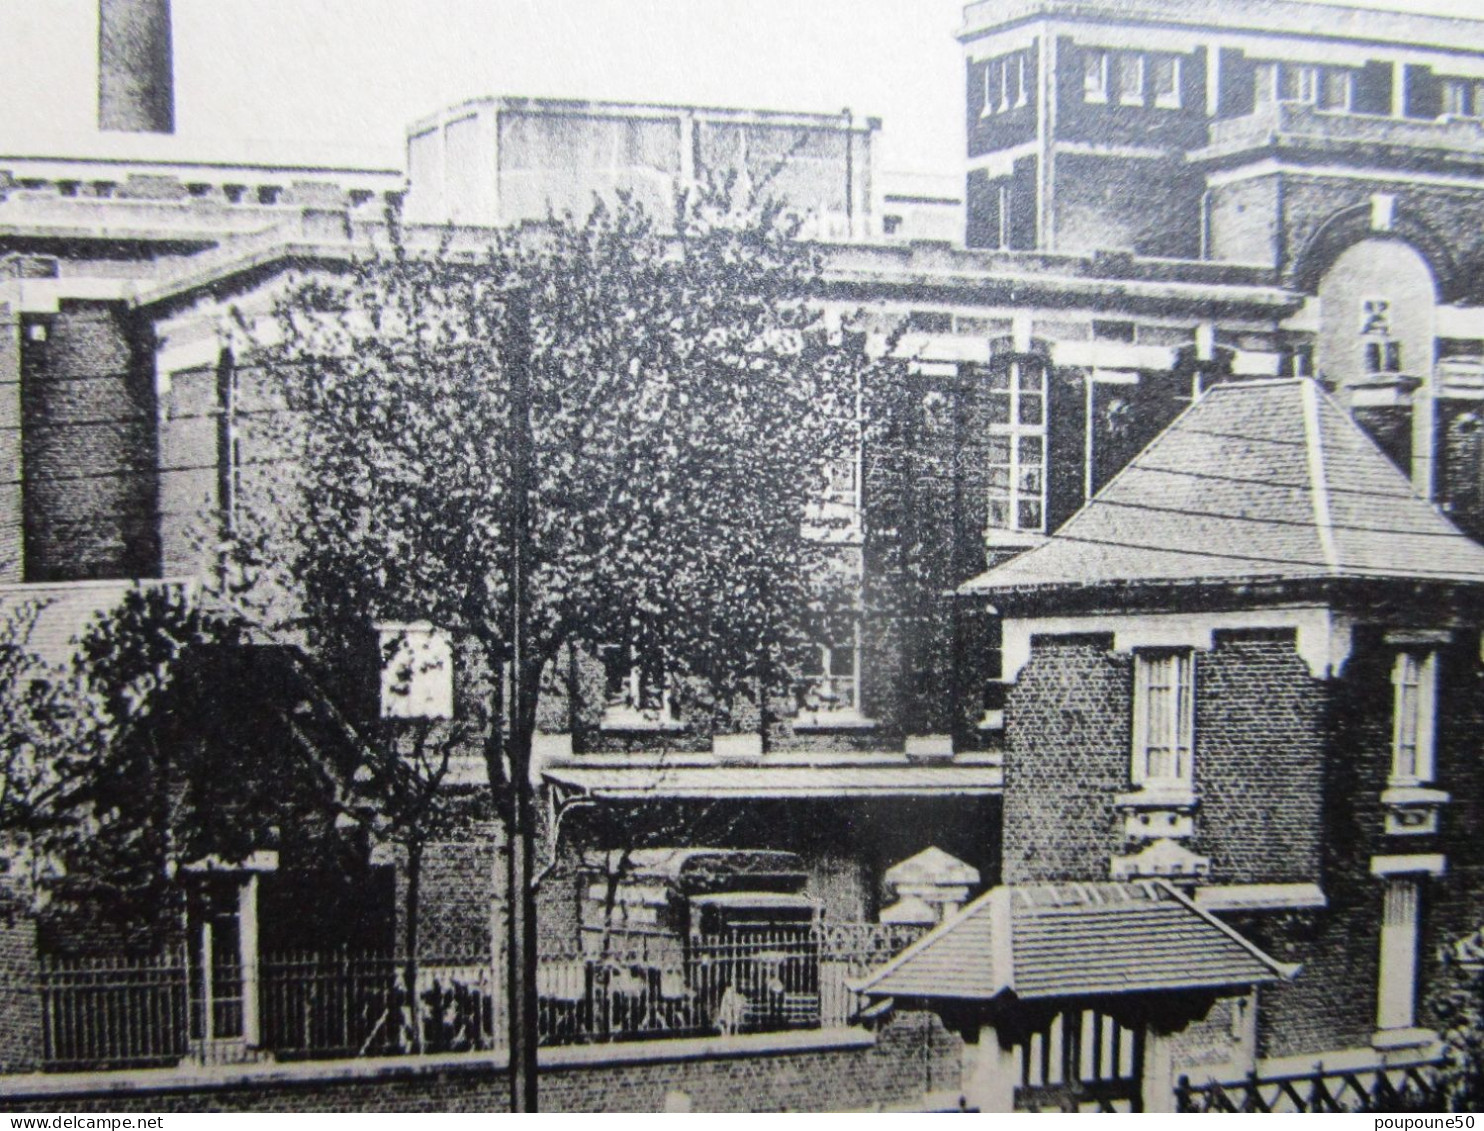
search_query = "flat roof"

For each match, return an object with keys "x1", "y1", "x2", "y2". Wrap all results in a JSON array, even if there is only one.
[
  {"x1": 544, "y1": 762, "x2": 1003, "y2": 800},
  {"x1": 960, "y1": 0, "x2": 1484, "y2": 55}
]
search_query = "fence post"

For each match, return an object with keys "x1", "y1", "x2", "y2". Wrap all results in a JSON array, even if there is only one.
[
  {"x1": 1174, "y1": 1074, "x2": 1192, "y2": 1113},
  {"x1": 0, "y1": 888, "x2": 43, "y2": 1072}
]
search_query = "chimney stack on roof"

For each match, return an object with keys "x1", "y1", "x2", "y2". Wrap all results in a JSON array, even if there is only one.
[{"x1": 98, "y1": 0, "x2": 174, "y2": 134}]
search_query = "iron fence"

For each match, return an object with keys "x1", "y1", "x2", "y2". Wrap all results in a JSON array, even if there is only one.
[
  {"x1": 1176, "y1": 1062, "x2": 1444, "y2": 1113},
  {"x1": 33, "y1": 921, "x2": 923, "y2": 1071},
  {"x1": 39, "y1": 952, "x2": 189, "y2": 1072}
]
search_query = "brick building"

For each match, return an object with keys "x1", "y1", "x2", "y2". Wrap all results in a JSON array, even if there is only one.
[
  {"x1": 9, "y1": 0, "x2": 1484, "y2": 1107},
  {"x1": 865, "y1": 377, "x2": 1484, "y2": 1109}
]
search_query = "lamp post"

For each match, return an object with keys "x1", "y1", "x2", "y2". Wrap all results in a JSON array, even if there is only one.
[{"x1": 502, "y1": 286, "x2": 539, "y2": 1111}]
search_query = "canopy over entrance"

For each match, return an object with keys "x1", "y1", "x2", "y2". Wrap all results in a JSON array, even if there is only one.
[{"x1": 858, "y1": 880, "x2": 1295, "y2": 1003}]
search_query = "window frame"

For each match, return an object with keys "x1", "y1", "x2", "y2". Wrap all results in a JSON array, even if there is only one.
[
  {"x1": 1390, "y1": 649, "x2": 1438, "y2": 786},
  {"x1": 1117, "y1": 52, "x2": 1147, "y2": 107},
  {"x1": 796, "y1": 616, "x2": 868, "y2": 726},
  {"x1": 986, "y1": 359, "x2": 1048, "y2": 534},
  {"x1": 1131, "y1": 649, "x2": 1196, "y2": 790},
  {"x1": 1153, "y1": 55, "x2": 1182, "y2": 110},
  {"x1": 1083, "y1": 49, "x2": 1109, "y2": 104}
]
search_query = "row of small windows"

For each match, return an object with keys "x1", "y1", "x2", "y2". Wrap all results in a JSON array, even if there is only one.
[
  {"x1": 1013, "y1": 48, "x2": 1484, "y2": 123},
  {"x1": 981, "y1": 51, "x2": 1031, "y2": 117},
  {"x1": 1254, "y1": 61, "x2": 1355, "y2": 112},
  {"x1": 1082, "y1": 50, "x2": 1183, "y2": 110},
  {"x1": 1129, "y1": 645, "x2": 1437, "y2": 790},
  {"x1": 1442, "y1": 77, "x2": 1484, "y2": 119}
]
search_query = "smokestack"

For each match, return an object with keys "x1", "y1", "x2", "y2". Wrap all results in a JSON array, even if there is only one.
[{"x1": 98, "y1": 0, "x2": 174, "y2": 134}]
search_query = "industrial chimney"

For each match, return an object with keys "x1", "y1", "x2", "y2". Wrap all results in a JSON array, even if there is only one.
[{"x1": 98, "y1": 0, "x2": 174, "y2": 133}]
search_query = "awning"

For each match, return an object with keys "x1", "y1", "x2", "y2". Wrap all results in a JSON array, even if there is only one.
[
  {"x1": 858, "y1": 880, "x2": 1297, "y2": 1002},
  {"x1": 543, "y1": 762, "x2": 1003, "y2": 800}
]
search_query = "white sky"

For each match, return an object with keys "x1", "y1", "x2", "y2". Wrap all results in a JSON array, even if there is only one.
[{"x1": 0, "y1": 0, "x2": 1478, "y2": 179}]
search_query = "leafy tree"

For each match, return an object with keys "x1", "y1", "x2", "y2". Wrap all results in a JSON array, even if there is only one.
[
  {"x1": 54, "y1": 585, "x2": 374, "y2": 952},
  {"x1": 230, "y1": 183, "x2": 883, "y2": 1106},
  {"x1": 0, "y1": 599, "x2": 96, "y2": 908}
]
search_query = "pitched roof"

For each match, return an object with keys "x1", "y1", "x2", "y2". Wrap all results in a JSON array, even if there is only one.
[
  {"x1": 858, "y1": 881, "x2": 1295, "y2": 1002},
  {"x1": 961, "y1": 378, "x2": 1484, "y2": 597}
]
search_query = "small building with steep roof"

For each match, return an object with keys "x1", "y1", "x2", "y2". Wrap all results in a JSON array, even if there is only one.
[{"x1": 911, "y1": 376, "x2": 1484, "y2": 1109}]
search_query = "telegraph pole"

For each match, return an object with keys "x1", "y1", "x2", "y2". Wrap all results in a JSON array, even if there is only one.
[{"x1": 503, "y1": 287, "x2": 539, "y2": 1112}]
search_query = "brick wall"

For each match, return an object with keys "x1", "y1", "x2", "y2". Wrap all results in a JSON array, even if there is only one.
[
  {"x1": 157, "y1": 362, "x2": 219, "y2": 577},
  {"x1": 0, "y1": 1014, "x2": 962, "y2": 1114},
  {"x1": 0, "y1": 304, "x2": 21, "y2": 581},
  {"x1": 1195, "y1": 630, "x2": 1325, "y2": 885},
  {"x1": 1002, "y1": 633, "x2": 1128, "y2": 883},
  {"x1": 0, "y1": 892, "x2": 41, "y2": 1074},
  {"x1": 403, "y1": 826, "x2": 499, "y2": 958},
  {"x1": 20, "y1": 302, "x2": 158, "y2": 581}
]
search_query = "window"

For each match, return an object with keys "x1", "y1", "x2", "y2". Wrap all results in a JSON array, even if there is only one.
[
  {"x1": 1376, "y1": 877, "x2": 1421, "y2": 1032},
  {"x1": 1321, "y1": 68, "x2": 1353, "y2": 111},
  {"x1": 1361, "y1": 297, "x2": 1392, "y2": 336},
  {"x1": 986, "y1": 360, "x2": 1047, "y2": 532},
  {"x1": 797, "y1": 632, "x2": 861, "y2": 721},
  {"x1": 1365, "y1": 340, "x2": 1403, "y2": 374},
  {"x1": 1281, "y1": 64, "x2": 1321, "y2": 105},
  {"x1": 1132, "y1": 651, "x2": 1194, "y2": 788},
  {"x1": 1153, "y1": 56, "x2": 1182, "y2": 109},
  {"x1": 602, "y1": 631, "x2": 680, "y2": 729},
  {"x1": 1441, "y1": 78, "x2": 1484, "y2": 118},
  {"x1": 1117, "y1": 53, "x2": 1146, "y2": 107},
  {"x1": 1391, "y1": 650, "x2": 1437, "y2": 784},
  {"x1": 1254, "y1": 62, "x2": 1278, "y2": 106},
  {"x1": 379, "y1": 623, "x2": 454, "y2": 720},
  {"x1": 806, "y1": 448, "x2": 862, "y2": 540},
  {"x1": 1362, "y1": 297, "x2": 1402, "y2": 375},
  {"x1": 981, "y1": 52, "x2": 1029, "y2": 117},
  {"x1": 1084, "y1": 50, "x2": 1109, "y2": 104},
  {"x1": 1274, "y1": 63, "x2": 1351, "y2": 110},
  {"x1": 1008, "y1": 53, "x2": 1029, "y2": 109}
]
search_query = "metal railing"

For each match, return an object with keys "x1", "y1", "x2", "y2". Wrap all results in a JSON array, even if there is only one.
[
  {"x1": 40, "y1": 952, "x2": 189, "y2": 1072},
  {"x1": 1176, "y1": 1062, "x2": 1443, "y2": 1113},
  {"x1": 34, "y1": 922, "x2": 925, "y2": 1072}
]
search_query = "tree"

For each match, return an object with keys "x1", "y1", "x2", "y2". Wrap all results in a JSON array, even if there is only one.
[
  {"x1": 55, "y1": 584, "x2": 375, "y2": 953},
  {"x1": 0, "y1": 599, "x2": 96, "y2": 909},
  {"x1": 233, "y1": 182, "x2": 883, "y2": 1107}
]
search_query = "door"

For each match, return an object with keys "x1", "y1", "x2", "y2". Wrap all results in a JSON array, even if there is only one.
[{"x1": 187, "y1": 875, "x2": 247, "y2": 1045}]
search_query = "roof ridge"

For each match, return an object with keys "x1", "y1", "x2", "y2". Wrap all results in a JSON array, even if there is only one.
[{"x1": 1300, "y1": 379, "x2": 1339, "y2": 572}]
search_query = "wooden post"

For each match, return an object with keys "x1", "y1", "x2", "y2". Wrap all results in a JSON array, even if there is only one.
[{"x1": 963, "y1": 1022, "x2": 1019, "y2": 1112}]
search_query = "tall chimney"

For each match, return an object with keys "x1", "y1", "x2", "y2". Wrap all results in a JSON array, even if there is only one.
[{"x1": 98, "y1": 0, "x2": 174, "y2": 133}]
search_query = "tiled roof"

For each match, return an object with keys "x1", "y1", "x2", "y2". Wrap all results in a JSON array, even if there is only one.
[
  {"x1": 961, "y1": 379, "x2": 1484, "y2": 596},
  {"x1": 0, "y1": 581, "x2": 144, "y2": 667},
  {"x1": 543, "y1": 762, "x2": 1003, "y2": 799},
  {"x1": 858, "y1": 881, "x2": 1295, "y2": 1001}
]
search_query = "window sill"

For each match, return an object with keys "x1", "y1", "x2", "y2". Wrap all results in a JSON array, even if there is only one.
[
  {"x1": 599, "y1": 709, "x2": 687, "y2": 734},
  {"x1": 793, "y1": 711, "x2": 878, "y2": 733},
  {"x1": 1114, "y1": 785, "x2": 1198, "y2": 811},
  {"x1": 1381, "y1": 785, "x2": 1449, "y2": 806}
]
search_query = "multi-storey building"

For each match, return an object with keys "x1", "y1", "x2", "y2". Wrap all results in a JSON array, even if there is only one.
[{"x1": 10, "y1": 0, "x2": 1484, "y2": 1103}]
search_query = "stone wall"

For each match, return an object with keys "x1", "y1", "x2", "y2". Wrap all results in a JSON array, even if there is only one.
[{"x1": 0, "y1": 1015, "x2": 961, "y2": 1114}]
